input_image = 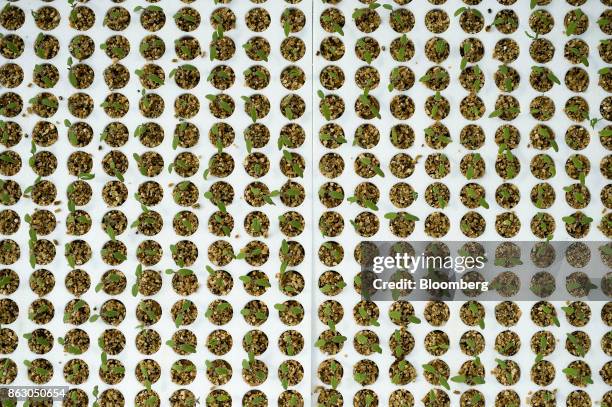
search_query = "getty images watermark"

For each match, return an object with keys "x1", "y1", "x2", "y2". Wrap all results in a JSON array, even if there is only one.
[{"x1": 358, "y1": 241, "x2": 612, "y2": 301}]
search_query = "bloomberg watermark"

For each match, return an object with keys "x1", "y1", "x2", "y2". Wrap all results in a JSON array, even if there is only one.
[{"x1": 358, "y1": 241, "x2": 612, "y2": 301}]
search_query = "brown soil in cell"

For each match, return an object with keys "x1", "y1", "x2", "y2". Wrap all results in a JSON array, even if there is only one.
[
  {"x1": 243, "y1": 123, "x2": 269, "y2": 150},
  {"x1": 351, "y1": 329, "x2": 379, "y2": 356},
  {"x1": 565, "y1": 67, "x2": 589, "y2": 92},
  {"x1": 353, "y1": 37, "x2": 379, "y2": 63},
  {"x1": 388, "y1": 67, "x2": 414, "y2": 94},
  {"x1": 282, "y1": 8, "x2": 306, "y2": 33},
  {"x1": 424, "y1": 95, "x2": 450, "y2": 121},
  {"x1": 33, "y1": 63, "x2": 59, "y2": 89},
  {"x1": 421, "y1": 301, "x2": 448, "y2": 326},
  {"x1": 0, "y1": 121, "x2": 23, "y2": 148},
  {"x1": 245, "y1": 7, "x2": 270, "y2": 32},
  {"x1": 65, "y1": 121, "x2": 93, "y2": 148},
  {"x1": 424, "y1": 153, "x2": 449, "y2": 179},
  {"x1": 458, "y1": 8, "x2": 484, "y2": 33},
  {"x1": 459, "y1": 66, "x2": 485, "y2": 94},
  {"x1": 166, "y1": 329, "x2": 198, "y2": 356},
  {"x1": 531, "y1": 360, "x2": 555, "y2": 386},
  {"x1": 351, "y1": 126, "x2": 378, "y2": 150},
  {"x1": 493, "y1": 301, "x2": 522, "y2": 328},
  {"x1": 460, "y1": 153, "x2": 485, "y2": 180},
  {"x1": 211, "y1": 7, "x2": 236, "y2": 31},
  {"x1": 564, "y1": 183, "x2": 590, "y2": 209},
  {"x1": 0, "y1": 63, "x2": 23, "y2": 89},
  {"x1": 421, "y1": 66, "x2": 449, "y2": 91},
  {"x1": 173, "y1": 7, "x2": 199, "y2": 32},
  {"x1": 389, "y1": 35, "x2": 415, "y2": 62},
  {"x1": 318, "y1": 242, "x2": 344, "y2": 267},
  {"x1": 530, "y1": 301, "x2": 559, "y2": 327},
  {"x1": 103, "y1": 6, "x2": 130, "y2": 31},
  {"x1": 68, "y1": 34, "x2": 95, "y2": 60},
  {"x1": 422, "y1": 212, "x2": 448, "y2": 238},
  {"x1": 280, "y1": 94, "x2": 305, "y2": 120},
  {"x1": 600, "y1": 40, "x2": 612, "y2": 64},
  {"x1": 29, "y1": 92, "x2": 59, "y2": 118},
  {"x1": 564, "y1": 96, "x2": 589, "y2": 122},
  {"x1": 491, "y1": 359, "x2": 520, "y2": 386},
  {"x1": 66, "y1": 152, "x2": 92, "y2": 177},
  {"x1": 26, "y1": 328, "x2": 53, "y2": 355},
  {"x1": 320, "y1": 66, "x2": 345, "y2": 91},
  {"x1": 0, "y1": 34, "x2": 24, "y2": 60},
  {"x1": 422, "y1": 358, "x2": 450, "y2": 386},
  {"x1": 561, "y1": 126, "x2": 590, "y2": 153},
  {"x1": 32, "y1": 33, "x2": 59, "y2": 60},
  {"x1": 64, "y1": 269, "x2": 91, "y2": 296},
  {"x1": 0, "y1": 5, "x2": 25, "y2": 31},
  {"x1": 491, "y1": 9, "x2": 518, "y2": 34},
  {"x1": 530, "y1": 212, "x2": 555, "y2": 239},
  {"x1": 242, "y1": 330, "x2": 268, "y2": 360},
  {"x1": 602, "y1": 97, "x2": 612, "y2": 121},
  {"x1": 529, "y1": 125, "x2": 557, "y2": 151},
  {"x1": 355, "y1": 66, "x2": 380, "y2": 91},
  {"x1": 0, "y1": 151, "x2": 19, "y2": 177},
  {"x1": 354, "y1": 153, "x2": 382, "y2": 178},
  {"x1": 26, "y1": 358, "x2": 53, "y2": 384},
  {"x1": 98, "y1": 329, "x2": 125, "y2": 356},
  {"x1": 0, "y1": 298, "x2": 19, "y2": 324},
  {"x1": 563, "y1": 301, "x2": 591, "y2": 327},
  {"x1": 534, "y1": 182, "x2": 558, "y2": 213},
  {"x1": 495, "y1": 211, "x2": 521, "y2": 238},
  {"x1": 529, "y1": 154, "x2": 556, "y2": 181},
  {"x1": 353, "y1": 8, "x2": 381, "y2": 33},
  {"x1": 136, "y1": 64, "x2": 165, "y2": 90},
  {"x1": 383, "y1": 328, "x2": 413, "y2": 360},
  {"x1": 135, "y1": 329, "x2": 160, "y2": 355},
  {"x1": 175, "y1": 36, "x2": 201, "y2": 61},
  {"x1": 458, "y1": 39, "x2": 483, "y2": 66},
  {"x1": 29, "y1": 269, "x2": 55, "y2": 297},
  {"x1": 565, "y1": 330, "x2": 590, "y2": 357},
  {"x1": 242, "y1": 358, "x2": 268, "y2": 386},
  {"x1": 529, "y1": 10, "x2": 553, "y2": 35},
  {"x1": 459, "y1": 183, "x2": 486, "y2": 209},
  {"x1": 564, "y1": 39, "x2": 589, "y2": 66},
  {"x1": 601, "y1": 155, "x2": 612, "y2": 179},
  {"x1": 492, "y1": 38, "x2": 519, "y2": 64},
  {"x1": 170, "y1": 65, "x2": 200, "y2": 90},
  {"x1": 320, "y1": 8, "x2": 345, "y2": 34},
  {"x1": 564, "y1": 9, "x2": 589, "y2": 36},
  {"x1": 530, "y1": 330, "x2": 555, "y2": 360},
  {"x1": 425, "y1": 182, "x2": 449, "y2": 209},
  {"x1": 353, "y1": 359, "x2": 379, "y2": 385},
  {"x1": 280, "y1": 36, "x2": 306, "y2": 62},
  {"x1": 102, "y1": 35, "x2": 130, "y2": 60},
  {"x1": 29, "y1": 298, "x2": 54, "y2": 325},
  {"x1": 0, "y1": 93, "x2": 22, "y2": 118},
  {"x1": 278, "y1": 359, "x2": 304, "y2": 388},
  {"x1": 563, "y1": 360, "x2": 592, "y2": 387},
  {"x1": 280, "y1": 65, "x2": 305, "y2": 90},
  {"x1": 459, "y1": 211, "x2": 485, "y2": 237},
  {"x1": 0, "y1": 269, "x2": 18, "y2": 296},
  {"x1": 30, "y1": 121, "x2": 57, "y2": 148},
  {"x1": 318, "y1": 181, "x2": 344, "y2": 208},
  {"x1": 459, "y1": 330, "x2": 485, "y2": 356},
  {"x1": 455, "y1": 126, "x2": 484, "y2": 152},
  {"x1": 135, "y1": 6, "x2": 164, "y2": 32},
  {"x1": 424, "y1": 9, "x2": 449, "y2": 33},
  {"x1": 63, "y1": 358, "x2": 90, "y2": 385},
  {"x1": 492, "y1": 183, "x2": 518, "y2": 209},
  {"x1": 424, "y1": 37, "x2": 449, "y2": 63}
]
